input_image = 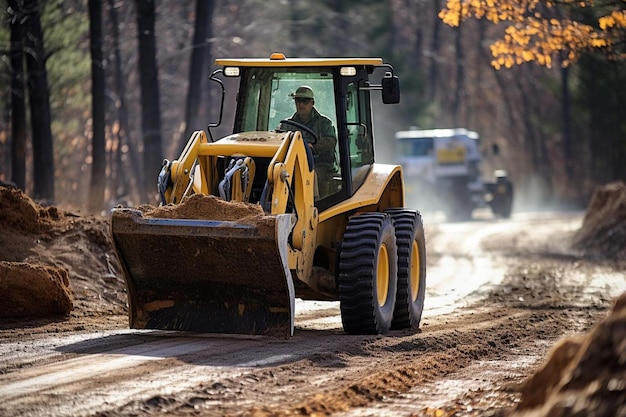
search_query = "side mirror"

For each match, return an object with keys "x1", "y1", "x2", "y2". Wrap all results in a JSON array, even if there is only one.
[{"x1": 382, "y1": 72, "x2": 400, "y2": 104}]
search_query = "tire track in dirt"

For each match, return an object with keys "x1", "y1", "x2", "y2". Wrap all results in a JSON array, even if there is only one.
[
  {"x1": 103, "y1": 306, "x2": 605, "y2": 417},
  {"x1": 0, "y1": 329, "x2": 335, "y2": 416}
]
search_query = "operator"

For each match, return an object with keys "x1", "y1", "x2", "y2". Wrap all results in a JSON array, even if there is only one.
[{"x1": 281, "y1": 85, "x2": 338, "y2": 198}]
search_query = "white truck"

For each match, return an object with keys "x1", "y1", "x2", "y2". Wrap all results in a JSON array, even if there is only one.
[{"x1": 395, "y1": 128, "x2": 513, "y2": 220}]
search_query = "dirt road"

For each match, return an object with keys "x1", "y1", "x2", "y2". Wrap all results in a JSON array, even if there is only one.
[{"x1": 1, "y1": 208, "x2": 624, "y2": 417}]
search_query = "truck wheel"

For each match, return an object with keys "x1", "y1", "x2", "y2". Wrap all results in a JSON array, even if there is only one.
[
  {"x1": 443, "y1": 177, "x2": 473, "y2": 221},
  {"x1": 490, "y1": 179, "x2": 513, "y2": 218},
  {"x1": 499, "y1": 179, "x2": 514, "y2": 218},
  {"x1": 386, "y1": 209, "x2": 426, "y2": 330},
  {"x1": 338, "y1": 213, "x2": 398, "y2": 335}
]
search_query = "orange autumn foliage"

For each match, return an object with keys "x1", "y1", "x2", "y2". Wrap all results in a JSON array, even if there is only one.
[{"x1": 439, "y1": 0, "x2": 626, "y2": 68}]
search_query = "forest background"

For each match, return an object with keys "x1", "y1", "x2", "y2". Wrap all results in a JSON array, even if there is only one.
[{"x1": 0, "y1": 0, "x2": 625, "y2": 213}]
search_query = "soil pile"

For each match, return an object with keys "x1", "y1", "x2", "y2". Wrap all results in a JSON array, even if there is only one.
[
  {"x1": 137, "y1": 193, "x2": 276, "y2": 233},
  {"x1": 511, "y1": 292, "x2": 626, "y2": 417},
  {"x1": 0, "y1": 185, "x2": 126, "y2": 319},
  {"x1": 510, "y1": 181, "x2": 626, "y2": 417},
  {"x1": 572, "y1": 181, "x2": 626, "y2": 259},
  {"x1": 142, "y1": 193, "x2": 265, "y2": 221},
  {"x1": 0, "y1": 262, "x2": 73, "y2": 317},
  {"x1": 0, "y1": 189, "x2": 275, "y2": 322},
  {"x1": 0, "y1": 184, "x2": 61, "y2": 233}
]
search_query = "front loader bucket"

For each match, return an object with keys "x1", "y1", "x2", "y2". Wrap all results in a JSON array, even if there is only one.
[{"x1": 110, "y1": 208, "x2": 295, "y2": 337}]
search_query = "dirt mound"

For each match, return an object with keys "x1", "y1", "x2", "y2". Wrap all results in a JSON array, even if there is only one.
[
  {"x1": 515, "y1": 183, "x2": 626, "y2": 416},
  {"x1": 511, "y1": 291, "x2": 626, "y2": 417},
  {"x1": 0, "y1": 261, "x2": 73, "y2": 317},
  {"x1": 143, "y1": 193, "x2": 264, "y2": 221},
  {"x1": 134, "y1": 193, "x2": 276, "y2": 234},
  {"x1": 0, "y1": 185, "x2": 60, "y2": 233},
  {"x1": 0, "y1": 189, "x2": 275, "y2": 322},
  {"x1": 572, "y1": 181, "x2": 626, "y2": 259},
  {"x1": 0, "y1": 185, "x2": 126, "y2": 320}
]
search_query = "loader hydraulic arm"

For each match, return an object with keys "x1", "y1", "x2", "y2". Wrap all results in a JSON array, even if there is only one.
[
  {"x1": 160, "y1": 130, "x2": 209, "y2": 205},
  {"x1": 266, "y1": 131, "x2": 318, "y2": 277}
]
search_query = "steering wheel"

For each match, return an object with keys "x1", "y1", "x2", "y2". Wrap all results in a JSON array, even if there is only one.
[{"x1": 279, "y1": 119, "x2": 318, "y2": 145}]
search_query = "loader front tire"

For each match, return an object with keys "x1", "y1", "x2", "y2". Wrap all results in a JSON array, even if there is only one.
[
  {"x1": 338, "y1": 213, "x2": 398, "y2": 335},
  {"x1": 386, "y1": 209, "x2": 426, "y2": 330}
]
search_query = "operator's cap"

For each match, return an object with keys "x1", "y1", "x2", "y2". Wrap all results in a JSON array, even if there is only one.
[{"x1": 290, "y1": 85, "x2": 314, "y2": 100}]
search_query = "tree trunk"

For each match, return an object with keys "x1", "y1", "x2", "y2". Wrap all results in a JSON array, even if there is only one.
[
  {"x1": 107, "y1": 0, "x2": 141, "y2": 202},
  {"x1": 136, "y1": 0, "x2": 163, "y2": 204},
  {"x1": 514, "y1": 67, "x2": 553, "y2": 198},
  {"x1": 452, "y1": 23, "x2": 464, "y2": 126},
  {"x1": 177, "y1": 0, "x2": 214, "y2": 154},
  {"x1": 88, "y1": 0, "x2": 106, "y2": 213},
  {"x1": 8, "y1": 0, "x2": 27, "y2": 190},
  {"x1": 23, "y1": 0, "x2": 55, "y2": 203},
  {"x1": 428, "y1": 0, "x2": 442, "y2": 101},
  {"x1": 560, "y1": 63, "x2": 573, "y2": 186},
  {"x1": 478, "y1": 20, "x2": 516, "y2": 135}
]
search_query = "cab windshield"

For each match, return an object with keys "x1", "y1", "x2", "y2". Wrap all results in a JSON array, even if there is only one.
[{"x1": 236, "y1": 68, "x2": 337, "y2": 133}]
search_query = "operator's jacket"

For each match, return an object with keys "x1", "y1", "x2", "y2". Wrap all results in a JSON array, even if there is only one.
[{"x1": 285, "y1": 107, "x2": 337, "y2": 166}]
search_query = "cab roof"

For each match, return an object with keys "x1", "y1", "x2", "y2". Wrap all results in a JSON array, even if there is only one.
[{"x1": 215, "y1": 52, "x2": 384, "y2": 68}]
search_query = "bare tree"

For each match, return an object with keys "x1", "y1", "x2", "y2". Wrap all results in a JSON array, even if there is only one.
[
  {"x1": 177, "y1": 0, "x2": 215, "y2": 153},
  {"x1": 451, "y1": 24, "x2": 464, "y2": 126},
  {"x1": 106, "y1": 0, "x2": 141, "y2": 202},
  {"x1": 136, "y1": 0, "x2": 163, "y2": 203},
  {"x1": 88, "y1": 0, "x2": 106, "y2": 212},
  {"x1": 23, "y1": 0, "x2": 54, "y2": 202},
  {"x1": 428, "y1": 0, "x2": 443, "y2": 102},
  {"x1": 8, "y1": 0, "x2": 27, "y2": 190}
]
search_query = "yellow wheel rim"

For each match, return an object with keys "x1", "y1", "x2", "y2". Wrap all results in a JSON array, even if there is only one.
[
  {"x1": 377, "y1": 244, "x2": 389, "y2": 306},
  {"x1": 410, "y1": 240, "x2": 420, "y2": 301}
]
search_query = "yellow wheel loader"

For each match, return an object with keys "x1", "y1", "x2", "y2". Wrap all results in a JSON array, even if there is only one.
[{"x1": 111, "y1": 53, "x2": 426, "y2": 337}]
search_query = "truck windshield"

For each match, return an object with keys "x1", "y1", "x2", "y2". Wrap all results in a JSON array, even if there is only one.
[
  {"x1": 237, "y1": 68, "x2": 337, "y2": 133},
  {"x1": 398, "y1": 137, "x2": 434, "y2": 157}
]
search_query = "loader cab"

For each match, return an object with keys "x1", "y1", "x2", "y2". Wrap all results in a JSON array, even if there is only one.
[{"x1": 219, "y1": 55, "x2": 399, "y2": 212}]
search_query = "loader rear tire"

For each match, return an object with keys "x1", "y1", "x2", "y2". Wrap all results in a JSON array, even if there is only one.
[
  {"x1": 386, "y1": 209, "x2": 426, "y2": 330},
  {"x1": 338, "y1": 213, "x2": 398, "y2": 335}
]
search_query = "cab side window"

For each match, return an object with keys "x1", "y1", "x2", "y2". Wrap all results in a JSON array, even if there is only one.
[{"x1": 346, "y1": 82, "x2": 373, "y2": 188}]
